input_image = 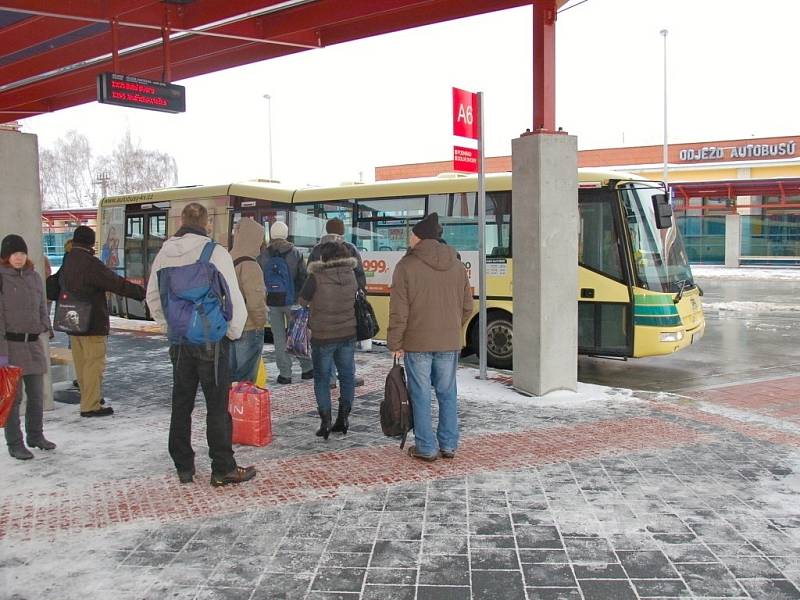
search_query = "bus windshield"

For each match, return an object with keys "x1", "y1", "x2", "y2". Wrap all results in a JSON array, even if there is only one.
[{"x1": 619, "y1": 183, "x2": 694, "y2": 293}]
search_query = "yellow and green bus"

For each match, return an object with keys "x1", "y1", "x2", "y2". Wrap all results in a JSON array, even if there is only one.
[{"x1": 98, "y1": 168, "x2": 705, "y2": 369}]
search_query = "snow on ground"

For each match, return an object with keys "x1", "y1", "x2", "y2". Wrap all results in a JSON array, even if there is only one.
[
  {"x1": 692, "y1": 265, "x2": 800, "y2": 280},
  {"x1": 703, "y1": 301, "x2": 800, "y2": 313}
]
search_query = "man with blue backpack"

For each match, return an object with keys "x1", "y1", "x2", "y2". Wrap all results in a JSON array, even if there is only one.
[
  {"x1": 146, "y1": 203, "x2": 255, "y2": 487},
  {"x1": 258, "y1": 221, "x2": 313, "y2": 384}
]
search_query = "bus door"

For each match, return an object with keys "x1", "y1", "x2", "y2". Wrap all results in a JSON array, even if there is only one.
[
  {"x1": 577, "y1": 187, "x2": 634, "y2": 356},
  {"x1": 232, "y1": 199, "x2": 289, "y2": 248},
  {"x1": 121, "y1": 206, "x2": 168, "y2": 318}
]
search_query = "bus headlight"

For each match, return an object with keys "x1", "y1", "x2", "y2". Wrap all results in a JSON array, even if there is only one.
[{"x1": 659, "y1": 331, "x2": 685, "y2": 343}]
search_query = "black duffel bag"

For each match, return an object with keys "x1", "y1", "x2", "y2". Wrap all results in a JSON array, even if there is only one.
[{"x1": 354, "y1": 289, "x2": 379, "y2": 341}]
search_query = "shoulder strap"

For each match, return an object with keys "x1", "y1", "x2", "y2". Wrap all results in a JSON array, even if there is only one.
[
  {"x1": 233, "y1": 256, "x2": 256, "y2": 267},
  {"x1": 198, "y1": 241, "x2": 216, "y2": 264}
]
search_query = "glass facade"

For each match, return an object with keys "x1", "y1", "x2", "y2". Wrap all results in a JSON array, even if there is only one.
[
  {"x1": 740, "y1": 213, "x2": 800, "y2": 258},
  {"x1": 675, "y1": 215, "x2": 726, "y2": 264}
]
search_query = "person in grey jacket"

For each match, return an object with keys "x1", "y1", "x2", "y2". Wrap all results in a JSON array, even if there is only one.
[
  {"x1": 258, "y1": 221, "x2": 313, "y2": 384},
  {"x1": 0, "y1": 235, "x2": 55, "y2": 460}
]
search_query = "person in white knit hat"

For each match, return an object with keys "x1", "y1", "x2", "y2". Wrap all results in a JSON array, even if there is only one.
[{"x1": 257, "y1": 220, "x2": 313, "y2": 384}]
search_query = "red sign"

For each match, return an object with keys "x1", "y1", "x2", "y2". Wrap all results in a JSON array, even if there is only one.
[
  {"x1": 453, "y1": 145, "x2": 478, "y2": 173},
  {"x1": 452, "y1": 87, "x2": 478, "y2": 139}
]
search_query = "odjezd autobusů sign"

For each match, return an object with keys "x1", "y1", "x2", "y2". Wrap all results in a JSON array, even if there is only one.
[{"x1": 97, "y1": 73, "x2": 186, "y2": 114}]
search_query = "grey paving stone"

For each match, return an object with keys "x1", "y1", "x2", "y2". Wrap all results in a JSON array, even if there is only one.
[
  {"x1": 660, "y1": 542, "x2": 719, "y2": 563},
  {"x1": 327, "y1": 528, "x2": 377, "y2": 553},
  {"x1": 577, "y1": 579, "x2": 638, "y2": 600},
  {"x1": 469, "y1": 513, "x2": 514, "y2": 536},
  {"x1": 515, "y1": 525, "x2": 563, "y2": 549},
  {"x1": 364, "y1": 568, "x2": 417, "y2": 586},
  {"x1": 264, "y1": 550, "x2": 323, "y2": 573},
  {"x1": 573, "y1": 563, "x2": 626, "y2": 579},
  {"x1": 518, "y1": 549, "x2": 570, "y2": 564},
  {"x1": 422, "y1": 535, "x2": 468, "y2": 555},
  {"x1": 377, "y1": 522, "x2": 423, "y2": 540},
  {"x1": 521, "y1": 563, "x2": 576, "y2": 587},
  {"x1": 631, "y1": 579, "x2": 690, "y2": 597},
  {"x1": 362, "y1": 585, "x2": 416, "y2": 600},
  {"x1": 253, "y1": 572, "x2": 313, "y2": 599},
  {"x1": 140, "y1": 584, "x2": 199, "y2": 600},
  {"x1": 195, "y1": 587, "x2": 255, "y2": 600},
  {"x1": 470, "y1": 547, "x2": 520, "y2": 570},
  {"x1": 472, "y1": 570, "x2": 526, "y2": 600},
  {"x1": 311, "y1": 567, "x2": 366, "y2": 592},
  {"x1": 563, "y1": 538, "x2": 616, "y2": 564},
  {"x1": 370, "y1": 540, "x2": 420, "y2": 568},
  {"x1": 307, "y1": 592, "x2": 359, "y2": 599},
  {"x1": 470, "y1": 535, "x2": 517, "y2": 549},
  {"x1": 418, "y1": 554, "x2": 470, "y2": 586},
  {"x1": 206, "y1": 556, "x2": 263, "y2": 588},
  {"x1": 525, "y1": 588, "x2": 582, "y2": 599},
  {"x1": 739, "y1": 579, "x2": 800, "y2": 600},
  {"x1": 721, "y1": 554, "x2": 785, "y2": 578},
  {"x1": 319, "y1": 552, "x2": 372, "y2": 568},
  {"x1": 617, "y1": 549, "x2": 678, "y2": 579},
  {"x1": 416, "y1": 586, "x2": 470, "y2": 600},
  {"x1": 674, "y1": 562, "x2": 745, "y2": 597}
]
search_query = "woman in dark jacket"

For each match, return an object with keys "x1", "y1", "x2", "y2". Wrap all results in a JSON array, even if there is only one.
[
  {"x1": 298, "y1": 241, "x2": 358, "y2": 439},
  {"x1": 0, "y1": 235, "x2": 55, "y2": 460}
]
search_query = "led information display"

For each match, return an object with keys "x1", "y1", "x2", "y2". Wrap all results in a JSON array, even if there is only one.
[{"x1": 97, "y1": 72, "x2": 186, "y2": 114}]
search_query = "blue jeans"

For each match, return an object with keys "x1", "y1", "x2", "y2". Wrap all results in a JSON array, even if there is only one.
[
  {"x1": 311, "y1": 339, "x2": 355, "y2": 414},
  {"x1": 404, "y1": 351, "x2": 459, "y2": 457},
  {"x1": 229, "y1": 328, "x2": 264, "y2": 382}
]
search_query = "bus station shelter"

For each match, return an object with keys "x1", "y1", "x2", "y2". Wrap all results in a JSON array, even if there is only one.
[{"x1": 1, "y1": 0, "x2": 577, "y2": 396}]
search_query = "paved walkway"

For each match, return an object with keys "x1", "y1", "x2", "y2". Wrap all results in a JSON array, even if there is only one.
[{"x1": 2, "y1": 328, "x2": 800, "y2": 600}]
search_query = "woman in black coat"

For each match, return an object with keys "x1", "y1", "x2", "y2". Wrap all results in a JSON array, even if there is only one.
[{"x1": 0, "y1": 235, "x2": 55, "y2": 460}]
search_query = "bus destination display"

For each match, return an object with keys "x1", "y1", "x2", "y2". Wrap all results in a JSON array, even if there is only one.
[{"x1": 97, "y1": 73, "x2": 186, "y2": 114}]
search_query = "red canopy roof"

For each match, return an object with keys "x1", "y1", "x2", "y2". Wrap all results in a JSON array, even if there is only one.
[{"x1": 1, "y1": 0, "x2": 550, "y2": 124}]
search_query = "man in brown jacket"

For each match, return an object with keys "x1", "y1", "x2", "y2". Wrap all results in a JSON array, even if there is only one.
[
  {"x1": 229, "y1": 217, "x2": 267, "y2": 382},
  {"x1": 387, "y1": 213, "x2": 472, "y2": 461}
]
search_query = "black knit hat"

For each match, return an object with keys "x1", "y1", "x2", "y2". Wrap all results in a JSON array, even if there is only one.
[
  {"x1": 0, "y1": 234, "x2": 28, "y2": 259},
  {"x1": 73, "y1": 225, "x2": 96, "y2": 247},
  {"x1": 326, "y1": 218, "x2": 345, "y2": 236},
  {"x1": 412, "y1": 212, "x2": 442, "y2": 240}
]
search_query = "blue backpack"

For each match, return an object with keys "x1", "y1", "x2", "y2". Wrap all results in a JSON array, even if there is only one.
[
  {"x1": 264, "y1": 249, "x2": 295, "y2": 307},
  {"x1": 157, "y1": 241, "x2": 233, "y2": 345}
]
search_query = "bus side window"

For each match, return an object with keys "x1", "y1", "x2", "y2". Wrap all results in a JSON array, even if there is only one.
[
  {"x1": 356, "y1": 196, "x2": 425, "y2": 252},
  {"x1": 578, "y1": 199, "x2": 623, "y2": 281}
]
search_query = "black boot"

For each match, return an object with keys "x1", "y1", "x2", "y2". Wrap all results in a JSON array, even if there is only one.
[
  {"x1": 315, "y1": 410, "x2": 332, "y2": 440},
  {"x1": 330, "y1": 403, "x2": 350, "y2": 434},
  {"x1": 8, "y1": 444, "x2": 33, "y2": 460},
  {"x1": 26, "y1": 436, "x2": 56, "y2": 450}
]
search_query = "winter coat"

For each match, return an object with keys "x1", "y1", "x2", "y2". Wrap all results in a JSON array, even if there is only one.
[
  {"x1": 257, "y1": 239, "x2": 308, "y2": 302},
  {"x1": 299, "y1": 257, "x2": 358, "y2": 344},
  {"x1": 146, "y1": 232, "x2": 247, "y2": 341},
  {"x1": 230, "y1": 218, "x2": 267, "y2": 331},
  {"x1": 308, "y1": 234, "x2": 367, "y2": 291},
  {"x1": 59, "y1": 245, "x2": 146, "y2": 336},
  {"x1": 387, "y1": 238, "x2": 473, "y2": 353},
  {"x1": 0, "y1": 263, "x2": 50, "y2": 375}
]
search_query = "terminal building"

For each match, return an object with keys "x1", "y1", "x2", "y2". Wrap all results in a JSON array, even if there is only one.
[{"x1": 375, "y1": 134, "x2": 800, "y2": 266}]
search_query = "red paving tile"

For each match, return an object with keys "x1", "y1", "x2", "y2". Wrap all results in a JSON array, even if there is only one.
[
  {"x1": 695, "y1": 376, "x2": 800, "y2": 416},
  {"x1": 0, "y1": 417, "x2": 706, "y2": 540}
]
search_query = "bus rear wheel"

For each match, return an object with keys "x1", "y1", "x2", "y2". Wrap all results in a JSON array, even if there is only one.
[{"x1": 471, "y1": 311, "x2": 513, "y2": 371}]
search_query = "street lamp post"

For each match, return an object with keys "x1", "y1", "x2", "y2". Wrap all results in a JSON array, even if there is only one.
[
  {"x1": 660, "y1": 29, "x2": 668, "y2": 185},
  {"x1": 263, "y1": 94, "x2": 273, "y2": 180}
]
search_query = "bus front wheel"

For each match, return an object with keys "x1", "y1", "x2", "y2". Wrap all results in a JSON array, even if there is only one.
[{"x1": 471, "y1": 311, "x2": 513, "y2": 371}]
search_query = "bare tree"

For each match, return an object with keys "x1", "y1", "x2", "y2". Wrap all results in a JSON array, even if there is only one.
[
  {"x1": 38, "y1": 130, "x2": 96, "y2": 208},
  {"x1": 39, "y1": 129, "x2": 179, "y2": 208},
  {"x1": 98, "y1": 130, "x2": 178, "y2": 195}
]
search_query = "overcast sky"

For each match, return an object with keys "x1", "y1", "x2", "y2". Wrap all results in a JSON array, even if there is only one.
[{"x1": 20, "y1": 0, "x2": 797, "y2": 188}]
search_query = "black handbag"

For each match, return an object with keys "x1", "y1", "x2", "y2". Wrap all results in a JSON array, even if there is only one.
[
  {"x1": 354, "y1": 289, "x2": 379, "y2": 341},
  {"x1": 45, "y1": 272, "x2": 60, "y2": 302},
  {"x1": 52, "y1": 270, "x2": 92, "y2": 334}
]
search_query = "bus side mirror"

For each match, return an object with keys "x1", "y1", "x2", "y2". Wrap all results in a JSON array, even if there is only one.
[{"x1": 652, "y1": 193, "x2": 673, "y2": 229}]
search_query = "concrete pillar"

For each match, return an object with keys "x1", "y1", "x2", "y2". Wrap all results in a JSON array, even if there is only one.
[
  {"x1": 725, "y1": 213, "x2": 741, "y2": 267},
  {"x1": 0, "y1": 130, "x2": 53, "y2": 410},
  {"x1": 511, "y1": 133, "x2": 578, "y2": 395}
]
